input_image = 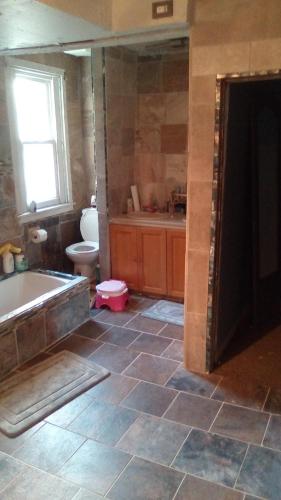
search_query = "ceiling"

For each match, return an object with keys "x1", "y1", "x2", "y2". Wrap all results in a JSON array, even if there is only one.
[{"x1": 0, "y1": 0, "x2": 110, "y2": 52}]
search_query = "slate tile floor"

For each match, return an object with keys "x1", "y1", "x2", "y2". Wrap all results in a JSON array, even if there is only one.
[{"x1": 0, "y1": 296, "x2": 281, "y2": 499}]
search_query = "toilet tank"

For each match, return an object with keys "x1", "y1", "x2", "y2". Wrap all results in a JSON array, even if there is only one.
[{"x1": 80, "y1": 208, "x2": 99, "y2": 242}]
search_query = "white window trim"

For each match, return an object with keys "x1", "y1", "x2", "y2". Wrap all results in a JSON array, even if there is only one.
[{"x1": 5, "y1": 57, "x2": 73, "y2": 223}]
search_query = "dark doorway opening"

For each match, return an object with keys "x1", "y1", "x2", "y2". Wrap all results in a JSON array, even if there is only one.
[{"x1": 212, "y1": 76, "x2": 281, "y2": 365}]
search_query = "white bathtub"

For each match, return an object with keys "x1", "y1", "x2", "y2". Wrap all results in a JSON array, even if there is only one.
[
  {"x1": 0, "y1": 271, "x2": 71, "y2": 317},
  {"x1": 0, "y1": 270, "x2": 90, "y2": 378}
]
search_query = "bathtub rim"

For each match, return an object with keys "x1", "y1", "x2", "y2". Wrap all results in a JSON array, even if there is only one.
[{"x1": 0, "y1": 270, "x2": 88, "y2": 330}]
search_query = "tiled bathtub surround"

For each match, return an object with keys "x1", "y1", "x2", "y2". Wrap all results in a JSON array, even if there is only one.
[
  {"x1": 135, "y1": 50, "x2": 188, "y2": 209},
  {"x1": 0, "y1": 52, "x2": 93, "y2": 274},
  {"x1": 0, "y1": 275, "x2": 89, "y2": 380}
]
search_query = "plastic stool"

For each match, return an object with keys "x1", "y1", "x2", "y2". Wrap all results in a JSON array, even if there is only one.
[{"x1": 95, "y1": 280, "x2": 129, "y2": 312}]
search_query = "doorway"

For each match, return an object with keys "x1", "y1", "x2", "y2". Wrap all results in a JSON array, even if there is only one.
[{"x1": 211, "y1": 74, "x2": 281, "y2": 366}]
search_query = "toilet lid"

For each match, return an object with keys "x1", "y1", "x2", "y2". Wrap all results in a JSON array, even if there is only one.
[
  {"x1": 80, "y1": 208, "x2": 99, "y2": 242},
  {"x1": 96, "y1": 280, "x2": 127, "y2": 296}
]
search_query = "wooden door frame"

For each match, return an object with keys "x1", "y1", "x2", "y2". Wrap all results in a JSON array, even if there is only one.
[{"x1": 207, "y1": 69, "x2": 281, "y2": 372}]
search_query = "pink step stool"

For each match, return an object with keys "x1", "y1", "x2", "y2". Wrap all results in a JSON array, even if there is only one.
[{"x1": 95, "y1": 280, "x2": 129, "y2": 312}]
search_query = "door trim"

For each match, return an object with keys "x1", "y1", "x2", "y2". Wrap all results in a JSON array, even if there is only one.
[{"x1": 207, "y1": 69, "x2": 281, "y2": 372}]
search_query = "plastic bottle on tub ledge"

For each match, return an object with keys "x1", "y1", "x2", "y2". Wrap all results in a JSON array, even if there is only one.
[{"x1": 15, "y1": 253, "x2": 28, "y2": 272}]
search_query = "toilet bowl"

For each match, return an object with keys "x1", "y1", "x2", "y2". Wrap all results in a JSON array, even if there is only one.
[{"x1": 65, "y1": 208, "x2": 99, "y2": 278}]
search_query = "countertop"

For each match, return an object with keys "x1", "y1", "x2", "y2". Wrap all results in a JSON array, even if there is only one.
[{"x1": 109, "y1": 212, "x2": 186, "y2": 229}]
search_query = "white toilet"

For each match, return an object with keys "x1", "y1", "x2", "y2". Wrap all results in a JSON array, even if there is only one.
[{"x1": 65, "y1": 208, "x2": 99, "y2": 278}]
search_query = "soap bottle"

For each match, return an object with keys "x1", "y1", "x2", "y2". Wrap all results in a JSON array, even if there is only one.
[
  {"x1": 3, "y1": 251, "x2": 14, "y2": 274},
  {"x1": 15, "y1": 253, "x2": 28, "y2": 272}
]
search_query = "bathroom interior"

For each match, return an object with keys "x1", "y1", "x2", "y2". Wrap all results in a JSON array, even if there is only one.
[
  {"x1": 0, "y1": 37, "x2": 188, "y2": 378},
  {"x1": 1, "y1": 2, "x2": 281, "y2": 499}
]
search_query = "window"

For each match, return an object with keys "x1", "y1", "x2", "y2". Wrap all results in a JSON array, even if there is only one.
[{"x1": 6, "y1": 58, "x2": 72, "y2": 221}]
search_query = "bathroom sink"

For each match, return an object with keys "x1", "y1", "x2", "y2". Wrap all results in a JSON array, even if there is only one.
[{"x1": 127, "y1": 211, "x2": 168, "y2": 219}]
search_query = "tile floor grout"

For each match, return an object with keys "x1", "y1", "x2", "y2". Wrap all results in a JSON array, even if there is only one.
[
  {"x1": 94, "y1": 317, "x2": 176, "y2": 339},
  {"x1": 1, "y1": 302, "x2": 281, "y2": 499},
  {"x1": 171, "y1": 472, "x2": 187, "y2": 500},
  {"x1": 261, "y1": 386, "x2": 271, "y2": 412},
  {"x1": 169, "y1": 427, "x2": 193, "y2": 470},
  {"x1": 207, "y1": 401, "x2": 224, "y2": 433},
  {"x1": 233, "y1": 443, "x2": 250, "y2": 492},
  {"x1": 161, "y1": 391, "x2": 182, "y2": 419},
  {"x1": 260, "y1": 413, "x2": 272, "y2": 447},
  {"x1": 104, "y1": 454, "x2": 135, "y2": 498}
]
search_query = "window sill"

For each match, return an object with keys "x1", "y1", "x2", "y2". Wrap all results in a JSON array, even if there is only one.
[{"x1": 18, "y1": 203, "x2": 74, "y2": 224}]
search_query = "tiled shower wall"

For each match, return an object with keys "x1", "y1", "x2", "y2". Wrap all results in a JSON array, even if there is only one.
[
  {"x1": 0, "y1": 53, "x2": 93, "y2": 274},
  {"x1": 134, "y1": 52, "x2": 188, "y2": 209},
  {"x1": 105, "y1": 47, "x2": 137, "y2": 216}
]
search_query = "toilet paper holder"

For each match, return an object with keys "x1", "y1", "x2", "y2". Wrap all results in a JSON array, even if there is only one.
[{"x1": 29, "y1": 226, "x2": 48, "y2": 244}]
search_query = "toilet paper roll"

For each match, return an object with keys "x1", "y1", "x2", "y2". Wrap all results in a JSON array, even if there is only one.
[
  {"x1": 31, "y1": 229, "x2": 48, "y2": 244},
  {"x1": 131, "y1": 185, "x2": 140, "y2": 212}
]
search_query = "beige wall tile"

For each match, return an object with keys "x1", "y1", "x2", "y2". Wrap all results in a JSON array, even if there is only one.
[
  {"x1": 185, "y1": 249, "x2": 210, "y2": 314},
  {"x1": 250, "y1": 39, "x2": 281, "y2": 71},
  {"x1": 188, "y1": 181, "x2": 212, "y2": 251},
  {"x1": 192, "y1": 42, "x2": 250, "y2": 76},
  {"x1": 188, "y1": 104, "x2": 215, "y2": 160},
  {"x1": 193, "y1": 0, "x2": 281, "y2": 45},
  {"x1": 161, "y1": 124, "x2": 187, "y2": 154},
  {"x1": 165, "y1": 154, "x2": 187, "y2": 184},
  {"x1": 163, "y1": 59, "x2": 188, "y2": 92},
  {"x1": 136, "y1": 127, "x2": 161, "y2": 153},
  {"x1": 164, "y1": 92, "x2": 188, "y2": 124},
  {"x1": 190, "y1": 76, "x2": 216, "y2": 106},
  {"x1": 184, "y1": 312, "x2": 207, "y2": 373},
  {"x1": 137, "y1": 60, "x2": 162, "y2": 94},
  {"x1": 138, "y1": 94, "x2": 165, "y2": 126},
  {"x1": 187, "y1": 156, "x2": 214, "y2": 183},
  {"x1": 134, "y1": 153, "x2": 165, "y2": 185}
]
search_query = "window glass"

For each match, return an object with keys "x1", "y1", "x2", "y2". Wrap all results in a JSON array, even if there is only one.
[
  {"x1": 23, "y1": 143, "x2": 58, "y2": 205},
  {"x1": 13, "y1": 76, "x2": 53, "y2": 142},
  {"x1": 7, "y1": 59, "x2": 72, "y2": 219}
]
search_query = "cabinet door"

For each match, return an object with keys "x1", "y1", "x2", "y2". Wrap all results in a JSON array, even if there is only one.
[
  {"x1": 137, "y1": 227, "x2": 167, "y2": 295},
  {"x1": 110, "y1": 224, "x2": 139, "y2": 290},
  {"x1": 167, "y1": 229, "x2": 186, "y2": 299}
]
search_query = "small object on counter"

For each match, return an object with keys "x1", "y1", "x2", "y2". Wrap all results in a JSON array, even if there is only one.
[
  {"x1": 127, "y1": 198, "x2": 134, "y2": 213},
  {"x1": 131, "y1": 185, "x2": 141, "y2": 212},
  {"x1": 15, "y1": 253, "x2": 28, "y2": 272}
]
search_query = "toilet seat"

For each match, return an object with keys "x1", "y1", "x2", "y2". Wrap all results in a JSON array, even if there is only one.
[{"x1": 66, "y1": 241, "x2": 99, "y2": 255}]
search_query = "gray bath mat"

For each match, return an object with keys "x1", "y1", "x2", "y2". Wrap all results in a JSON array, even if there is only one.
[
  {"x1": 0, "y1": 351, "x2": 109, "y2": 437},
  {"x1": 142, "y1": 300, "x2": 184, "y2": 326}
]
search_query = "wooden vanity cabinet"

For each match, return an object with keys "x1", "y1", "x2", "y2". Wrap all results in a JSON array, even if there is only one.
[
  {"x1": 167, "y1": 230, "x2": 186, "y2": 298},
  {"x1": 110, "y1": 224, "x2": 186, "y2": 298},
  {"x1": 137, "y1": 227, "x2": 167, "y2": 295},
  {"x1": 110, "y1": 224, "x2": 139, "y2": 290}
]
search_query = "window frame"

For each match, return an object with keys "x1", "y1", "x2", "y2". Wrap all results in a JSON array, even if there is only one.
[{"x1": 5, "y1": 57, "x2": 73, "y2": 222}]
